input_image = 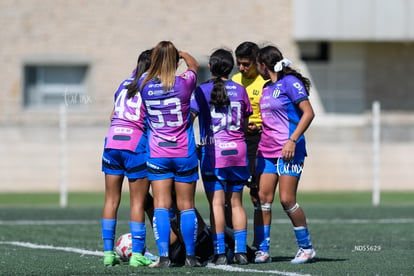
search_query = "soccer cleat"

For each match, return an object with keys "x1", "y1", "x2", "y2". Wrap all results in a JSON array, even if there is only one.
[
  {"x1": 184, "y1": 255, "x2": 202, "y2": 267},
  {"x1": 213, "y1": 254, "x2": 228, "y2": 265},
  {"x1": 247, "y1": 245, "x2": 257, "y2": 262},
  {"x1": 290, "y1": 248, "x2": 316, "y2": 264},
  {"x1": 103, "y1": 251, "x2": 120, "y2": 267},
  {"x1": 254, "y1": 250, "x2": 271, "y2": 263},
  {"x1": 233, "y1": 253, "x2": 248, "y2": 265},
  {"x1": 129, "y1": 252, "x2": 153, "y2": 267},
  {"x1": 149, "y1": 256, "x2": 171, "y2": 268},
  {"x1": 144, "y1": 248, "x2": 158, "y2": 261}
]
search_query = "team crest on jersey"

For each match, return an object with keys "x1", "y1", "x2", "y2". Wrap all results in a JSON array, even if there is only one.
[
  {"x1": 273, "y1": 88, "x2": 281, "y2": 98},
  {"x1": 180, "y1": 72, "x2": 191, "y2": 79}
]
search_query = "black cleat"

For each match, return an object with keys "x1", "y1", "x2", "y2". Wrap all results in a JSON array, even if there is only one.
[
  {"x1": 213, "y1": 254, "x2": 228, "y2": 265},
  {"x1": 149, "y1": 256, "x2": 171, "y2": 268},
  {"x1": 234, "y1": 253, "x2": 249, "y2": 265},
  {"x1": 184, "y1": 255, "x2": 202, "y2": 267}
]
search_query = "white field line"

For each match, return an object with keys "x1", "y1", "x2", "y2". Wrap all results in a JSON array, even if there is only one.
[
  {"x1": 0, "y1": 241, "x2": 309, "y2": 276},
  {"x1": 2, "y1": 218, "x2": 412, "y2": 276},
  {"x1": 0, "y1": 241, "x2": 103, "y2": 256},
  {"x1": 0, "y1": 218, "x2": 413, "y2": 225},
  {"x1": 205, "y1": 263, "x2": 311, "y2": 276},
  {"x1": 0, "y1": 220, "x2": 100, "y2": 225}
]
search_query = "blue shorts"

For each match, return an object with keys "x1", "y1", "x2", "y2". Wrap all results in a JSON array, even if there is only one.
[
  {"x1": 201, "y1": 166, "x2": 249, "y2": 193},
  {"x1": 256, "y1": 154, "x2": 305, "y2": 178},
  {"x1": 146, "y1": 152, "x2": 199, "y2": 182},
  {"x1": 102, "y1": 149, "x2": 147, "y2": 179}
]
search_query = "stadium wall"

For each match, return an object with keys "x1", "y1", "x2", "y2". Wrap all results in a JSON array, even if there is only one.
[
  {"x1": 1, "y1": 114, "x2": 413, "y2": 192},
  {"x1": 0, "y1": 0, "x2": 413, "y2": 192}
]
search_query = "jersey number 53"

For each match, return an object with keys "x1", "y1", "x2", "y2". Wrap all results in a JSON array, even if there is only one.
[{"x1": 145, "y1": 97, "x2": 183, "y2": 128}]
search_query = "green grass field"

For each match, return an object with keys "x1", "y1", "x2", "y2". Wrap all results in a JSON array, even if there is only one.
[{"x1": 0, "y1": 191, "x2": 413, "y2": 275}]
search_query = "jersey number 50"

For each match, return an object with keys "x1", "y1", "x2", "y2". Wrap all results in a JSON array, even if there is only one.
[{"x1": 211, "y1": 102, "x2": 241, "y2": 132}]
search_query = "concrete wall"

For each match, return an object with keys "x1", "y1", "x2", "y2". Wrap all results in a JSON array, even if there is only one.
[
  {"x1": 304, "y1": 114, "x2": 414, "y2": 191},
  {"x1": 0, "y1": 0, "x2": 413, "y2": 192},
  {"x1": 0, "y1": 0, "x2": 296, "y2": 126},
  {"x1": 0, "y1": 0, "x2": 298, "y2": 192},
  {"x1": 1, "y1": 113, "x2": 413, "y2": 192}
]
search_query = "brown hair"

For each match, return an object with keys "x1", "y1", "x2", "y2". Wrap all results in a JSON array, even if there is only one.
[
  {"x1": 140, "y1": 41, "x2": 179, "y2": 91},
  {"x1": 258, "y1": 45, "x2": 311, "y2": 95},
  {"x1": 126, "y1": 49, "x2": 152, "y2": 99}
]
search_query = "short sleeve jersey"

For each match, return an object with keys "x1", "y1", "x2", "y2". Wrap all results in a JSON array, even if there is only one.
[
  {"x1": 257, "y1": 75, "x2": 309, "y2": 158},
  {"x1": 104, "y1": 77, "x2": 147, "y2": 153},
  {"x1": 140, "y1": 70, "x2": 197, "y2": 158},
  {"x1": 232, "y1": 72, "x2": 268, "y2": 127},
  {"x1": 191, "y1": 80, "x2": 252, "y2": 168}
]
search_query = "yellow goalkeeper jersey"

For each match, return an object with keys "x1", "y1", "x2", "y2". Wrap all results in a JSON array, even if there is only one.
[{"x1": 232, "y1": 72, "x2": 268, "y2": 127}]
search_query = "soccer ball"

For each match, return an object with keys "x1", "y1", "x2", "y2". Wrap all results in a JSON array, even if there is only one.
[{"x1": 115, "y1": 233, "x2": 132, "y2": 262}]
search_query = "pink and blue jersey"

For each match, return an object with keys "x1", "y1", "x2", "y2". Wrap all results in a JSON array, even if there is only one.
[
  {"x1": 104, "y1": 77, "x2": 147, "y2": 153},
  {"x1": 139, "y1": 70, "x2": 197, "y2": 158},
  {"x1": 258, "y1": 75, "x2": 309, "y2": 158},
  {"x1": 191, "y1": 80, "x2": 252, "y2": 168}
]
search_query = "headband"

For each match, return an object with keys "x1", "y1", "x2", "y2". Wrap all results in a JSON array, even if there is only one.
[{"x1": 274, "y1": 58, "x2": 291, "y2": 72}]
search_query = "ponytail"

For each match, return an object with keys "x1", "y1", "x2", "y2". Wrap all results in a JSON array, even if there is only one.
[
  {"x1": 208, "y1": 49, "x2": 234, "y2": 107},
  {"x1": 210, "y1": 77, "x2": 230, "y2": 107},
  {"x1": 126, "y1": 49, "x2": 152, "y2": 99}
]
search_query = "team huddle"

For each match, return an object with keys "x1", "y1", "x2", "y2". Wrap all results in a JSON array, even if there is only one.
[{"x1": 100, "y1": 41, "x2": 316, "y2": 268}]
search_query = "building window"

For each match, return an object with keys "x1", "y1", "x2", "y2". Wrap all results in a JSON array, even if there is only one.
[
  {"x1": 24, "y1": 64, "x2": 89, "y2": 109},
  {"x1": 299, "y1": 42, "x2": 330, "y2": 61}
]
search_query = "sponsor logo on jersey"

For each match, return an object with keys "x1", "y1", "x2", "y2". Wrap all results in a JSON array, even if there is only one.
[
  {"x1": 148, "y1": 83, "x2": 163, "y2": 88},
  {"x1": 158, "y1": 135, "x2": 177, "y2": 142},
  {"x1": 147, "y1": 89, "x2": 164, "y2": 96},
  {"x1": 218, "y1": 141, "x2": 237, "y2": 149},
  {"x1": 293, "y1": 82, "x2": 305, "y2": 95},
  {"x1": 114, "y1": 127, "x2": 133, "y2": 134},
  {"x1": 225, "y1": 85, "x2": 237, "y2": 90},
  {"x1": 227, "y1": 90, "x2": 238, "y2": 96},
  {"x1": 260, "y1": 103, "x2": 271, "y2": 110}
]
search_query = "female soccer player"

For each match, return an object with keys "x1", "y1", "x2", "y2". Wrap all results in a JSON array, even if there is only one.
[
  {"x1": 139, "y1": 41, "x2": 200, "y2": 268},
  {"x1": 101, "y1": 49, "x2": 153, "y2": 267},
  {"x1": 253, "y1": 45, "x2": 316, "y2": 264},
  {"x1": 191, "y1": 49, "x2": 252, "y2": 265}
]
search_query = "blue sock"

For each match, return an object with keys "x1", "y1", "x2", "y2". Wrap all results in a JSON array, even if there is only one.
[
  {"x1": 153, "y1": 208, "x2": 170, "y2": 257},
  {"x1": 234, "y1": 229, "x2": 247, "y2": 254},
  {"x1": 255, "y1": 224, "x2": 271, "y2": 252},
  {"x1": 180, "y1": 209, "x2": 198, "y2": 256},
  {"x1": 293, "y1": 226, "x2": 313, "y2": 249},
  {"x1": 213, "y1": 232, "x2": 226, "y2": 255},
  {"x1": 130, "y1": 221, "x2": 146, "y2": 254},
  {"x1": 168, "y1": 207, "x2": 176, "y2": 219},
  {"x1": 101, "y1": 218, "x2": 117, "y2": 252}
]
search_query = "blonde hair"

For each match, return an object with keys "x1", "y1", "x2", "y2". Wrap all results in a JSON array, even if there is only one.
[{"x1": 140, "y1": 41, "x2": 179, "y2": 91}]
